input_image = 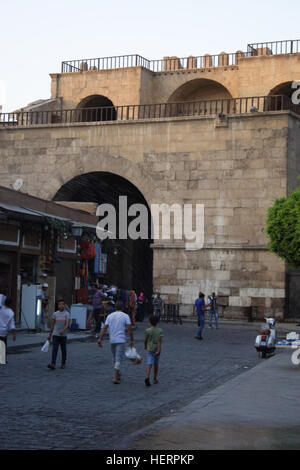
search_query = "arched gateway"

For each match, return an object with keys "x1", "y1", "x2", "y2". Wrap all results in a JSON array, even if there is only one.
[{"x1": 53, "y1": 171, "x2": 153, "y2": 299}]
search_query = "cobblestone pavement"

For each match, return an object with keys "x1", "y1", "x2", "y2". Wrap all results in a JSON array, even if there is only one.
[{"x1": 0, "y1": 322, "x2": 264, "y2": 449}]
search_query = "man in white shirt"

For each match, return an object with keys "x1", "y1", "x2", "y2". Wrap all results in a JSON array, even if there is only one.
[
  {"x1": 97, "y1": 301, "x2": 134, "y2": 384},
  {"x1": 0, "y1": 296, "x2": 16, "y2": 364}
]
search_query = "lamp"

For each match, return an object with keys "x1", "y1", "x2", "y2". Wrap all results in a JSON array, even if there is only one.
[{"x1": 71, "y1": 226, "x2": 83, "y2": 238}]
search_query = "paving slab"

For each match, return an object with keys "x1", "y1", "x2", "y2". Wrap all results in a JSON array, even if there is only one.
[{"x1": 120, "y1": 348, "x2": 300, "y2": 450}]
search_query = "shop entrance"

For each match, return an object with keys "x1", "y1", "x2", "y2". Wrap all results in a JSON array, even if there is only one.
[
  {"x1": 0, "y1": 262, "x2": 12, "y2": 298},
  {"x1": 53, "y1": 172, "x2": 153, "y2": 301}
]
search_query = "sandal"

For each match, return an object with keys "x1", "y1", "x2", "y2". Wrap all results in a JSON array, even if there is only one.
[{"x1": 145, "y1": 378, "x2": 151, "y2": 387}]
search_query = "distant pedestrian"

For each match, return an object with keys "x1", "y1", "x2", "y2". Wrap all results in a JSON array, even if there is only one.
[
  {"x1": 130, "y1": 290, "x2": 137, "y2": 327},
  {"x1": 91, "y1": 283, "x2": 105, "y2": 336},
  {"x1": 144, "y1": 315, "x2": 163, "y2": 386},
  {"x1": 97, "y1": 300, "x2": 134, "y2": 384},
  {"x1": 137, "y1": 291, "x2": 146, "y2": 322},
  {"x1": 0, "y1": 296, "x2": 16, "y2": 364},
  {"x1": 153, "y1": 292, "x2": 163, "y2": 320},
  {"x1": 208, "y1": 292, "x2": 218, "y2": 329},
  {"x1": 194, "y1": 293, "x2": 206, "y2": 340},
  {"x1": 47, "y1": 299, "x2": 70, "y2": 370},
  {"x1": 40, "y1": 283, "x2": 49, "y2": 330}
]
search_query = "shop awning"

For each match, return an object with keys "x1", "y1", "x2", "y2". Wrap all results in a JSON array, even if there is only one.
[{"x1": 0, "y1": 202, "x2": 109, "y2": 234}]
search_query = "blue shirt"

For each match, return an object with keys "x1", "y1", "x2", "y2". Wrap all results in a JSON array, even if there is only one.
[{"x1": 195, "y1": 299, "x2": 205, "y2": 317}]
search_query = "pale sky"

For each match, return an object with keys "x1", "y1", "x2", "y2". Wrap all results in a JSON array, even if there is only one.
[{"x1": 1, "y1": 0, "x2": 300, "y2": 112}]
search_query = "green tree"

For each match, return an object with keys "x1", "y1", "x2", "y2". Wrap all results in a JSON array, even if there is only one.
[{"x1": 266, "y1": 187, "x2": 300, "y2": 268}]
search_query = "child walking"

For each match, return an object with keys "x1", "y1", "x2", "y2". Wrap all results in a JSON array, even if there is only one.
[{"x1": 144, "y1": 315, "x2": 163, "y2": 386}]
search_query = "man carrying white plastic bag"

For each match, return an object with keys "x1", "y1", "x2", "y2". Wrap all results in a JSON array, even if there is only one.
[{"x1": 97, "y1": 301, "x2": 134, "y2": 384}]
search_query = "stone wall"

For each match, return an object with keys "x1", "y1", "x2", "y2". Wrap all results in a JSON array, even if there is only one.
[
  {"x1": 49, "y1": 54, "x2": 300, "y2": 110},
  {"x1": 0, "y1": 111, "x2": 295, "y2": 319}
]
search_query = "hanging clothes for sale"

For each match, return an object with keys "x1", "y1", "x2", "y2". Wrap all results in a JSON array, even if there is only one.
[
  {"x1": 80, "y1": 240, "x2": 96, "y2": 260},
  {"x1": 94, "y1": 242, "x2": 102, "y2": 274}
]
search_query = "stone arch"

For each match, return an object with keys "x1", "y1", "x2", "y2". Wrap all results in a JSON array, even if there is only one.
[
  {"x1": 167, "y1": 78, "x2": 233, "y2": 103},
  {"x1": 268, "y1": 81, "x2": 293, "y2": 99},
  {"x1": 38, "y1": 152, "x2": 155, "y2": 212},
  {"x1": 53, "y1": 170, "x2": 154, "y2": 299},
  {"x1": 266, "y1": 81, "x2": 294, "y2": 111},
  {"x1": 76, "y1": 94, "x2": 117, "y2": 121}
]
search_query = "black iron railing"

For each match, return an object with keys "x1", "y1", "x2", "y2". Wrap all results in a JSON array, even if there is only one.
[
  {"x1": 61, "y1": 55, "x2": 151, "y2": 73},
  {"x1": 0, "y1": 96, "x2": 298, "y2": 127},
  {"x1": 247, "y1": 39, "x2": 300, "y2": 55},
  {"x1": 61, "y1": 40, "x2": 300, "y2": 73},
  {"x1": 62, "y1": 52, "x2": 249, "y2": 74}
]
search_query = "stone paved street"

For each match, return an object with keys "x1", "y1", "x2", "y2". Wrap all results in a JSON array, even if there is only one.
[{"x1": 0, "y1": 322, "x2": 263, "y2": 450}]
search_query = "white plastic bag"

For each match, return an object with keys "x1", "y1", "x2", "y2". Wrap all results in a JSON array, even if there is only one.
[
  {"x1": 41, "y1": 340, "x2": 50, "y2": 353},
  {"x1": 125, "y1": 346, "x2": 139, "y2": 359},
  {"x1": 125, "y1": 346, "x2": 142, "y2": 363}
]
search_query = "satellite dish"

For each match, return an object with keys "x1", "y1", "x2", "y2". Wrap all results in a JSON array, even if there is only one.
[{"x1": 12, "y1": 178, "x2": 23, "y2": 191}]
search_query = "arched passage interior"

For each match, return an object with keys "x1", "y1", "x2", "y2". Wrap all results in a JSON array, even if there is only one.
[
  {"x1": 166, "y1": 78, "x2": 233, "y2": 116},
  {"x1": 168, "y1": 78, "x2": 232, "y2": 103},
  {"x1": 77, "y1": 95, "x2": 117, "y2": 121},
  {"x1": 267, "y1": 81, "x2": 296, "y2": 111},
  {"x1": 53, "y1": 172, "x2": 153, "y2": 302}
]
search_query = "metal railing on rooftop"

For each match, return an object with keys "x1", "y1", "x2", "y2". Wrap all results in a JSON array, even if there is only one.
[
  {"x1": 247, "y1": 39, "x2": 300, "y2": 55},
  {"x1": 0, "y1": 95, "x2": 298, "y2": 127},
  {"x1": 61, "y1": 40, "x2": 300, "y2": 73},
  {"x1": 62, "y1": 52, "x2": 249, "y2": 73}
]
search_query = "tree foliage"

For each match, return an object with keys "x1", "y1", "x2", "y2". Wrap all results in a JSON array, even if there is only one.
[{"x1": 266, "y1": 187, "x2": 300, "y2": 268}]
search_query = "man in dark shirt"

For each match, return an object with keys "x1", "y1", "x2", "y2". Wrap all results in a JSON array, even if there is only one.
[
  {"x1": 92, "y1": 284, "x2": 105, "y2": 335},
  {"x1": 194, "y1": 293, "x2": 206, "y2": 340}
]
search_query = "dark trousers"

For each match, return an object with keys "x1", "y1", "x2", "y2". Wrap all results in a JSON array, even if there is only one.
[
  {"x1": 51, "y1": 335, "x2": 67, "y2": 365},
  {"x1": 93, "y1": 308, "x2": 103, "y2": 332}
]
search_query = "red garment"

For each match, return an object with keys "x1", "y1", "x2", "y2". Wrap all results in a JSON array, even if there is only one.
[
  {"x1": 80, "y1": 241, "x2": 96, "y2": 259},
  {"x1": 76, "y1": 288, "x2": 89, "y2": 304}
]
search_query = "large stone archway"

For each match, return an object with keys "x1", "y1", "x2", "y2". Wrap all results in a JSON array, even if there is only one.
[
  {"x1": 53, "y1": 170, "x2": 154, "y2": 298},
  {"x1": 38, "y1": 151, "x2": 156, "y2": 207}
]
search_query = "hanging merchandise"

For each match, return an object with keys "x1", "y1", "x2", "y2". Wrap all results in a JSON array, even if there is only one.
[
  {"x1": 99, "y1": 253, "x2": 107, "y2": 274},
  {"x1": 76, "y1": 287, "x2": 89, "y2": 304},
  {"x1": 94, "y1": 242, "x2": 107, "y2": 274},
  {"x1": 80, "y1": 240, "x2": 97, "y2": 260},
  {"x1": 94, "y1": 242, "x2": 102, "y2": 274}
]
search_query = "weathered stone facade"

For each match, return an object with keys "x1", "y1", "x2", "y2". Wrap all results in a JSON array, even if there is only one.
[
  {"x1": 0, "y1": 110, "x2": 299, "y2": 319},
  {"x1": 1, "y1": 42, "x2": 300, "y2": 319},
  {"x1": 51, "y1": 54, "x2": 300, "y2": 109}
]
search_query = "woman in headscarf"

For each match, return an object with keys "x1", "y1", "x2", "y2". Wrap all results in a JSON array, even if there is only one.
[{"x1": 137, "y1": 291, "x2": 146, "y2": 322}]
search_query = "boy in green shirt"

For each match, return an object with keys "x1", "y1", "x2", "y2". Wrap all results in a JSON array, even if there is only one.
[{"x1": 144, "y1": 315, "x2": 164, "y2": 386}]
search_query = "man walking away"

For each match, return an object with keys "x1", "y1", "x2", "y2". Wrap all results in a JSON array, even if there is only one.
[
  {"x1": 47, "y1": 299, "x2": 70, "y2": 370},
  {"x1": 208, "y1": 292, "x2": 218, "y2": 329},
  {"x1": 97, "y1": 301, "x2": 134, "y2": 384},
  {"x1": 153, "y1": 292, "x2": 164, "y2": 321},
  {"x1": 0, "y1": 296, "x2": 16, "y2": 364},
  {"x1": 194, "y1": 293, "x2": 206, "y2": 340},
  {"x1": 91, "y1": 284, "x2": 105, "y2": 337}
]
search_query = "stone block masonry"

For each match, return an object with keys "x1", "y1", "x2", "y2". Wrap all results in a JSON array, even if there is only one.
[{"x1": 0, "y1": 111, "x2": 296, "y2": 319}]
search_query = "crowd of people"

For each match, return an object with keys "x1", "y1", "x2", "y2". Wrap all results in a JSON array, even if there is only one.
[{"x1": 0, "y1": 286, "x2": 218, "y2": 387}]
